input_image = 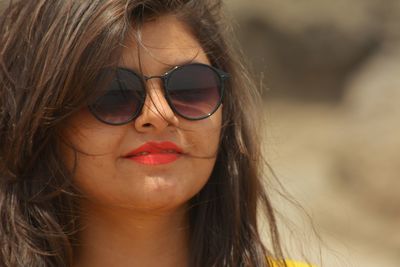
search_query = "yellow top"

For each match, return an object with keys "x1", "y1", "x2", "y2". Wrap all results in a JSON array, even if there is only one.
[{"x1": 269, "y1": 259, "x2": 315, "y2": 267}]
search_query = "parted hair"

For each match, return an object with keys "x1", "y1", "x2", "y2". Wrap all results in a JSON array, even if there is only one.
[{"x1": 0, "y1": 1, "x2": 286, "y2": 266}]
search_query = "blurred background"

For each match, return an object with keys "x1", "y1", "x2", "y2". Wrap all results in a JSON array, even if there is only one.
[
  {"x1": 226, "y1": 0, "x2": 400, "y2": 266},
  {"x1": 1, "y1": 0, "x2": 399, "y2": 266}
]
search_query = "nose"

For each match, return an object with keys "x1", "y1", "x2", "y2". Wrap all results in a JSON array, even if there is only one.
[{"x1": 134, "y1": 79, "x2": 178, "y2": 133}]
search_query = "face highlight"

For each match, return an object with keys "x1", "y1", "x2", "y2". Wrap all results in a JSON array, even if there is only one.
[{"x1": 62, "y1": 15, "x2": 222, "y2": 213}]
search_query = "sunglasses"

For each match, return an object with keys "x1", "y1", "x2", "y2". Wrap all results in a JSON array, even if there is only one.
[{"x1": 89, "y1": 63, "x2": 230, "y2": 125}]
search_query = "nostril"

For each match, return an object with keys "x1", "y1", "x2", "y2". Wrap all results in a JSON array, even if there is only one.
[{"x1": 143, "y1": 123, "x2": 152, "y2": 127}]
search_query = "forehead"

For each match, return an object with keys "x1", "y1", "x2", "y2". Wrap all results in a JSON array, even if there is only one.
[{"x1": 120, "y1": 15, "x2": 210, "y2": 73}]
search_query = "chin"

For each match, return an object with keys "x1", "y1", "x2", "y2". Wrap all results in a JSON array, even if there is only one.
[{"x1": 135, "y1": 177, "x2": 193, "y2": 210}]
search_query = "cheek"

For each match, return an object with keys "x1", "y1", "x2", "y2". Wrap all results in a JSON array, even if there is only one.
[
  {"x1": 73, "y1": 154, "x2": 120, "y2": 203},
  {"x1": 60, "y1": 114, "x2": 126, "y2": 196},
  {"x1": 62, "y1": 139, "x2": 125, "y2": 207},
  {"x1": 63, "y1": 110, "x2": 126, "y2": 157},
  {"x1": 188, "y1": 107, "x2": 222, "y2": 155},
  {"x1": 188, "y1": 127, "x2": 221, "y2": 158}
]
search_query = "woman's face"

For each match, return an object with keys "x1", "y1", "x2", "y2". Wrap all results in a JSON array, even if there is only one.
[{"x1": 62, "y1": 15, "x2": 222, "y2": 213}]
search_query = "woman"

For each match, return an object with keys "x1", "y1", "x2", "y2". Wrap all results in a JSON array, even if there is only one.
[{"x1": 0, "y1": 0, "x2": 313, "y2": 266}]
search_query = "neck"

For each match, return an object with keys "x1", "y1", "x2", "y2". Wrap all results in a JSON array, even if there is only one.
[{"x1": 74, "y1": 201, "x2": 190, "y2": 267}]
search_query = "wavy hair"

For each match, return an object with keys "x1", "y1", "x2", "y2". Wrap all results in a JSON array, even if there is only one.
[{"x1": 0, "y1": 0, "x2": 286, "y2": 266}]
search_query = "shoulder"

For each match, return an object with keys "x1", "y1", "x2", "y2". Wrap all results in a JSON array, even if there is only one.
[
  {"x1": 284, "y1": 260, "x2": 315, "y2": 267},
  {"x1": 268, "y1": 259, "x2": 316, "y2": 267}
]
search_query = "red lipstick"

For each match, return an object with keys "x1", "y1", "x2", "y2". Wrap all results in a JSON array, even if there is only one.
[{"x1": 125, "y1": 141, "x2": 183, "y2": 165}]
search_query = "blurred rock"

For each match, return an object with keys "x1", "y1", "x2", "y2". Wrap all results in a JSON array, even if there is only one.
[
  {"x1": 226, "y1": 0, "x2": 400, "y2": 264},
  {"x1": 338, "y1": 42, "x2": 400, "y2": 218},
  {"x1": 336, "y1": 0, "x2": 400, "y2": 219},
  {"x1": 228, "y1": 0, "x2": 400, "y2": 216},
  {"x1": 227, "y1": 0, "x2": 399, "y2": 101}
]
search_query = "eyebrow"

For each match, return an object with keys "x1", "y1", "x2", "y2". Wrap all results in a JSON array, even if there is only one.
[{"x1": 117, "y1": 59, "x2": 205, "y2": 76}]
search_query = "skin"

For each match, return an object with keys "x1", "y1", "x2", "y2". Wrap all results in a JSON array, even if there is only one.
[{"x1": 63, "y1": 15, "x2": 222, "y2": 267}]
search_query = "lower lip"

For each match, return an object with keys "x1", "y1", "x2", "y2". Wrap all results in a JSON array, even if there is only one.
[{"x1": 127, "y1": 153, "x2": 180, "y2": 165}]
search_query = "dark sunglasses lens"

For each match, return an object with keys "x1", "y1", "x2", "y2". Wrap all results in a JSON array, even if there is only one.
[
  {"x1": 167, "y1": 65, "x2": 222, "y2": 119},
  {"x1": 91, "y1": 69, "x2": 144, "y2": 124}
]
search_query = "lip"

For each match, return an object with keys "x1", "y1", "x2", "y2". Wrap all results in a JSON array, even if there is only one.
[{"x1": 124, "y1": 141, "x2": 183, "y2": 165}]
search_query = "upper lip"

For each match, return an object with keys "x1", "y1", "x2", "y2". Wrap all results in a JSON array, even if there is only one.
[{"x1": 125, "y1": 141, "x2": 183, "y2": 157}]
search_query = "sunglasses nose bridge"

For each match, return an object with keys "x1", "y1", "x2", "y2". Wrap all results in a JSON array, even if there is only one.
[
  {"x1": 140, "y1": 75, "x2": 176, "y2": 117},
  {"x1": 144, "y1": 75, "x2": 165, "y2": 82},
  {"x1": 134, "y1": 78, "x2": 178, "y2": 131},
  {"x1": 144, "y1": 75, "x2": 167, "y2": 92}
]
